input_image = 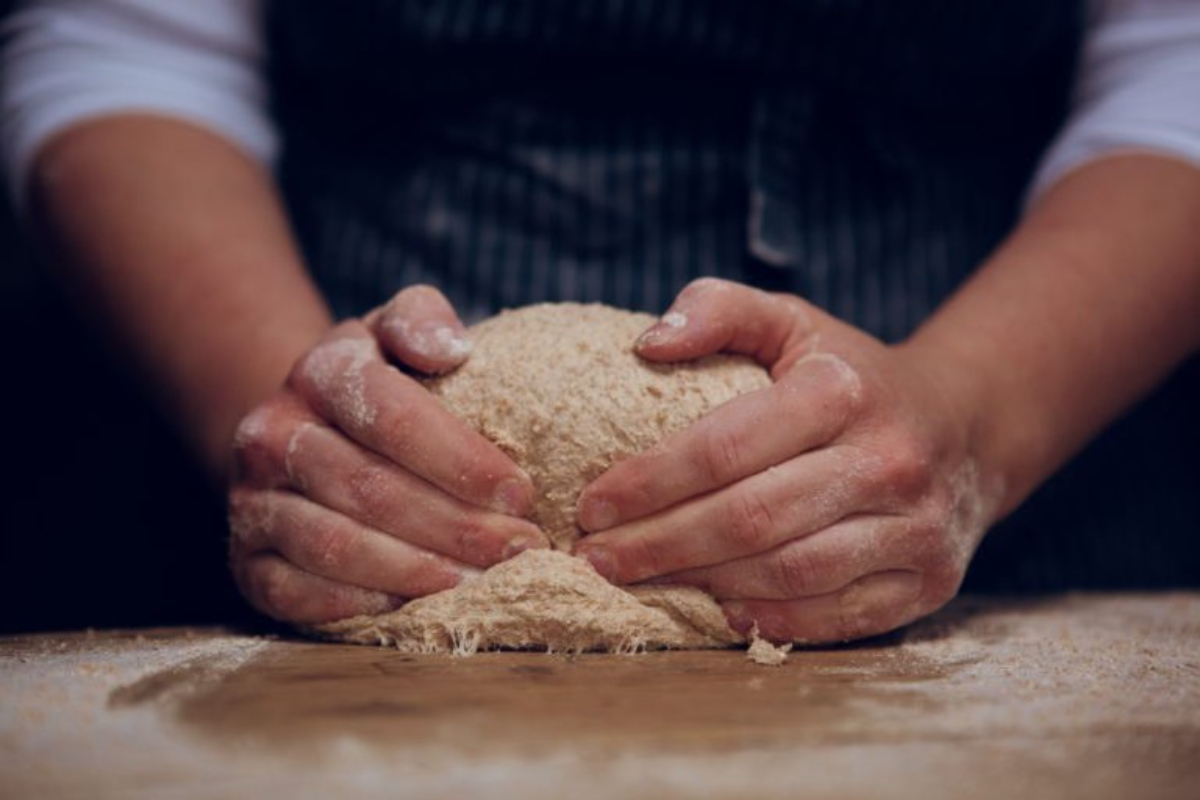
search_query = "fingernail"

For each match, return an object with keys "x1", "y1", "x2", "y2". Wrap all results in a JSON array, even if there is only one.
[
  {"x1": 661, "y1": 310, "x2": 689, "y2": 329},
  {"x1": 579, "y1": 546, "x2": 617, "y2": 581},
  {"x1": 635, "y1": 310, "x2": 688, "y2": 349},
  {"x1": 455, "y1": 564, "x2": 483, "y2": 581},
  {"x1": 491, "y1": 476, "x2": 531, "y2": 516},
  {"x1": 580, "y1": 498, "x2": 619, "y2": 531},
  {"x1": 723, "y1": 602, "x2": 755, "y2": 636},
  {"x1": 431, "y1": 325, "x2": 473, "y2": 361},
  {"x1": 502, "y1": 534, "x2": 546, "y2": 560},
  {"x1": 384, "y1": 318, "x2": 472, "y2": 365}
]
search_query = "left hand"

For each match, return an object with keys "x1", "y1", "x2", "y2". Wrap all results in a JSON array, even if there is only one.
[{"x1": 574, "y1": 278, "x2": 1002, "y2": 644}]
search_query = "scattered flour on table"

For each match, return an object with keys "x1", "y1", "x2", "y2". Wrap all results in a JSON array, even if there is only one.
[
  {"x1": 0, "y1": 632, "x2": 266, "y2": 768},
  {"x1": 4, "y1": 596, "x2": 1198, "y2": 799},
  {"x1": 313, "y1": 303, "x2": 772, "y2": 654}
]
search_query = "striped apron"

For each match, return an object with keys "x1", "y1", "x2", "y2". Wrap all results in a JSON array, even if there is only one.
[{"x1": 266, "y1": 0, "x2": 1199, "y2": 590}]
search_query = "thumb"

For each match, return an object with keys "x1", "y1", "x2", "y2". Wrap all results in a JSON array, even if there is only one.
[
  {"x1": 368, "y1": 284, "x2": 472, "y2": 375},
  {"x1": 634, "y1": 278, "x2": 821, "y2": 373}
]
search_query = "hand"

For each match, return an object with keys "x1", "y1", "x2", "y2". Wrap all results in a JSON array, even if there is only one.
[
  {"x1": 228, "y1": 285, "x2": 547, "y2": 624},
  {"x1": 574, "y1": 278, "x2": 1001, "y2": 644}
]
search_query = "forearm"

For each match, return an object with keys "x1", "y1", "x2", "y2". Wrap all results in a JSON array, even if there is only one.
[
  {"x1": 28, "y1": 114, "x2": 332, "y2": 482},
  {"x1": 904, "y1": 154, "x2": 1200, "y2": 519}
]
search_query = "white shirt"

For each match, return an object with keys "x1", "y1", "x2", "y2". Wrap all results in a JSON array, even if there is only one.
[{"x1": 3, "y1": 0, "x2": 1200, "y2": 206}]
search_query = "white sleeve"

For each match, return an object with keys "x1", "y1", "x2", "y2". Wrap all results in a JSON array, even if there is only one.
[
  {"x1": 0, "y1": 0, "x2": 274, "y2": 204},
  {"x1": 1028, "y1": 0, "x2": 1200, "y2": 201}
]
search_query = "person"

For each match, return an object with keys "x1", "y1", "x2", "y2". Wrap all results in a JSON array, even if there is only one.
[{"x1": 3, "y1": 0, "x2": 1198, "y2": 643}]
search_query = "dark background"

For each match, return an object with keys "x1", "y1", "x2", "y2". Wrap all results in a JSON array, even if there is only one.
[
  {"x1": 0, "y1": 192, "x2": 250, "y2": 633},
  {"x1": 1, "y1": 0, "x2": 247, "y2": 631},
  {"x1": 2, "y1": 0, "x2": 1195, "y2": 635}
]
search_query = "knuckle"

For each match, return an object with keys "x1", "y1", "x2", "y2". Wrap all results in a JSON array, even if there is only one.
[
  {"x1": 231, "y1": 402, "x2": 294, "y2": 482},
  {"x1": 384, "y1": 401, "x2": 423, "y2": 448},
  {"x1": 226, "y1": 486, "x2": 252, "y2": 518},
  {"x1": 904, "y1": 517, "x2": 945, "y2": 558},
  {"x1": 772, "y1": 546, "x2": 825, "y2": 598},
  {"x1": 399, "y1": 283, "x2": 440, "y2": 304},
  {"x1": 614, "y1": 455, "x2": 666, "y2": 505},
  {"x1": 226, "y1": 489, "x2": 277, "y2": 550},
  {"x1": 723, "y1": 490, "x2": 777, "y2": 553},
  {"x1": 286, "y1": 330, "x2": 380, "y2": 415},
  {"x1": 286, "y1": 346, "x2": 321, "y2": 395},
  {"x1": 345, "y1": 462, "x2": 391, "y2": 513},
  {"x1": 619, "y1": 536, "x2": 673, "y2": 582},
  {"x1": 788, "y1": 353, "x2": 867, "y2": 429},
  {"x1": 232, "y1": 404, "x2": 275, "y2": 453},
  {"x1": 449, "y1": 515, "x2": 492, "y2": 562},
  {"x1": 924, "y1": 576, "x2": 959, "y2": 611},
  {"x1": 919, "y1": 551, "x2": 964, "y2": 609},
  {"x1": 226, "y1": 491, "x2": 255, "y2": 540},
  {"x1": 813, "y1": 354, "x2": 867, "y2": 418},
  {"x1": 875, "y1": 432, "x2": 935, "y2": 500},
  {"x1": 683, "y1": 276, "x2": 729, "y2": 296},
  {"x1": 455, "y1": 447, "x2": 510, "y2": 499},
  {"x1": 382, "y1": 284, "x2": 444, "y2": 324},
  {"x1": 834, "y1": 608, "x2": 868, "y2": 643},
  {"x1": 306, "y1": 524, "x2": 356, "y2": 572},
  {"x1": 254, "y1": 563, "x2": 300, "y2": 620},
  {"x1": 778, "y1": 293, "x2": 811, "y2": 319},
  {"x1": 698, "y1": 427, "x2": 746, "y2": 485},
  {"x1": 674, "y1": 277, "x2": 739, "y2": 313},
  {"x1": 835, "y1": 595, "x2": 878, "y2": 643}
]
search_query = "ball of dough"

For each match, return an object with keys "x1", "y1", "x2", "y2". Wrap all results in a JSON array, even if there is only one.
[{"x1": 425, "y1": 303, "x2": 772, "y2": 549}]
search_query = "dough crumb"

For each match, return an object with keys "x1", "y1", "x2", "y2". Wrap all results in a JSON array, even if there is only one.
[{"x1": 747, "y1": 628, "x2": 793, "y2": 667}]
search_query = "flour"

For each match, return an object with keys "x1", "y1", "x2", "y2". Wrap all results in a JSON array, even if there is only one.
[
  {"x1": 382, "y1": 317, "x2": 473, "y2": 363},
  {"x1": 313, "y1": 303, "x2": 772, "y2": 653},
  {"x1": 299, "y1": 336, "x2": 379, "y2": 428}
]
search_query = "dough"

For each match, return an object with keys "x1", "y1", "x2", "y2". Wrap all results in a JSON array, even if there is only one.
[
  {"x1": 747, "y1": 631, "x2": 794, "y2": 666},
  {"x1": 316, "y1": 549, "x2": 741, "y2": 654},
  {"x1": 313, "y1": 303, "x2": 772, "y2": 653}
]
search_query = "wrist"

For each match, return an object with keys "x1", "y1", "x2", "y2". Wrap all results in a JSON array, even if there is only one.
[
  {"x1": 891, "y1": 334, "x2": 1026, "y2": 526},
  {"x1": 898, "y1": 156, "x2": 1200, "y2": 524}
]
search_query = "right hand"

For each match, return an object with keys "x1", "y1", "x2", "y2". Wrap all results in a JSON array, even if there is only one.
[{"x1": 228, "y1": 285, "x2": 548, "y2": 624}]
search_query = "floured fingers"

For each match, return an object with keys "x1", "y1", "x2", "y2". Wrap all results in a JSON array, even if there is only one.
[
  {"x1": 287, "y1": 321, "x2": 537, "y2": 518},
  {"x1": 229, "y1": 488, "x2": 474, "y2": 622},
  {"x1": 721, "y1": 570, "x2": 927, "y2": 645}
]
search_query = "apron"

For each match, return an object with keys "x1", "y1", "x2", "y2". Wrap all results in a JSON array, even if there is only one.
[{"x1": 266, "y1": 0, "x2": 1200, "y2": 591}]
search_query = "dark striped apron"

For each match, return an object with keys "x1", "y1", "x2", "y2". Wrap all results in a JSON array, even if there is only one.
[{"x1": 266, "y1": 0, "x2": 1199, "y2": 591}]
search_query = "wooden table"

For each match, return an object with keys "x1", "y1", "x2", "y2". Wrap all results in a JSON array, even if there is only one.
[{"x1": 2, "y1": 593, "x2": 1198, "y2": 799}]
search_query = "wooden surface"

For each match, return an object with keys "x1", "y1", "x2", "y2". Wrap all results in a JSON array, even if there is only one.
[{"x1": 2, "y1": 593, "x2": 1199, "y2": 799}]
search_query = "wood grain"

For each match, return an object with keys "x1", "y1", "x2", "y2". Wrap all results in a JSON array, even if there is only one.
[{"x1": 3, "y1": 594, "x2": 1199, "y2": 799}]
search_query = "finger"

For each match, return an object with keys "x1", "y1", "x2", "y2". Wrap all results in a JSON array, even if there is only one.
[
  {"x1": 231, "y1": 392, "x2": 323, "y2": 489},
  {"x1": 633, "y1": 278, "x2": 823, "y2": 373},
  {"x1": 283, "y1": 422, "x2": 548, "y2": 566},
  {"x1": 575, "y1": 444, "x2": 882, "y2": 584},
  {"x1": 229, "y1": 487, "x2": 474, "y2": 598},
  {"x1": 235, "y1": 551, "x2": 405, "y2": 624},
  {"x1": 368, "y1": 284, "x2": 472, "y2": 375},
  {"x1": 642, "y1": 516, "x2": 908, "y2": 601},
  {"x1": 577, "y1": 352, "x2": 864, "y2": 531},
  {"x1": 723, "y1": 570, "x2": 925, "y2": 644},
  {"x1": 289, "y1": 321, "x2": 534, "y2": 515}
]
